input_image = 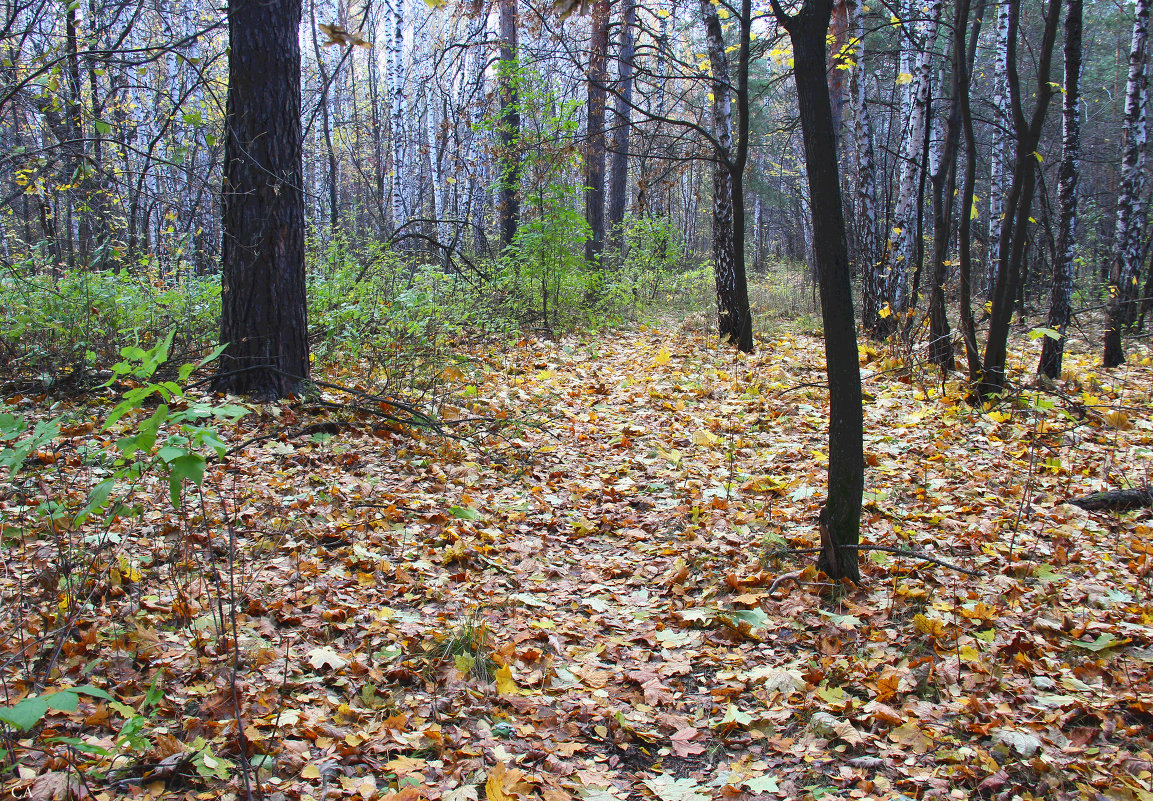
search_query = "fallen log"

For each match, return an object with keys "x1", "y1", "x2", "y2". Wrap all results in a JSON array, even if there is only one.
[{"x1": 1066, "y1": 486, "x2": 1152, "y2": 512}]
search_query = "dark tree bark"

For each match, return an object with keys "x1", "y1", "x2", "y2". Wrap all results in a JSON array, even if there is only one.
[
  {"x1": 958, "y1": 0, "x2": 987, "y2": 381},
  {"x1": 1039, "y1": 0, "x2": 1082, "y2": 379},
  {"x1": 606, "y1": 0, "x2": 636, "y2": 254},
  {"x1": 700, "y1": 0, "x2": 753, "y2": 353},
  {"x1": 584, "y1": 0, "x2": 610, "y2": 267},
  {"x1": 498, "y1": 0, "x2": 521, "y2": 251},
  {"x1": 928, "y1": 0, "x2": 983, "y2": 371},
  {"x1": 770, "y1": 0, "x2": 864, "y2": 583},
  {"x1": 978, "y1": 0, "x2": 1061, "y2": 400},
  {"x1": 214, "y1": 0, "x2": 310, "y2": 400}
]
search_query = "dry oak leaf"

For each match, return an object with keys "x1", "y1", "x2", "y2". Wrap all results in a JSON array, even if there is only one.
[{"x1": 486, "y1": 763, "x2": 538, "y2": 801}]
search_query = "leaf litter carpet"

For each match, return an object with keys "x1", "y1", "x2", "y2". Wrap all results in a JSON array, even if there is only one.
[{"x1": 4, "y1": 324, "x2": 1153, "y2": 801}]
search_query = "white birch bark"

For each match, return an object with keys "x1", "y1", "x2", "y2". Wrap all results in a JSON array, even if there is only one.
[
  {"x1": 988, "y1": 0, "x2": 1010, "y2": 294},
  {"x1": 388, "y1": 0, "x2": 406, "y2": 232},
  {"x1": 849, "y1": 0, "x2": 881, "y2": 326},
  {"x1": 882, "y1": 0, "x2": 942, "y2": 323},
  {"x1": 1111, "y1": 0, "x2": 1150, "y2": 315}
]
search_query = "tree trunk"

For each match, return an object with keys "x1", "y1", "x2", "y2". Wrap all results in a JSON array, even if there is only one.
[
  {"x1": 498, "y1": 0, "x2": 521, "y2": 251},
  {"x1": 957, "y1": 0, "x2": 987, "y2": 381},
  {"x1": 389, "y1": 0, "x2": 407, "y2": 236},
  {"x1": 584, "y1": 0, "x2": 609, "y2": 267},
  {"x1": 928, "y1": 0, "x2": 981, "y2": 371},
  {"x1": 848, "y1": 0, "x2": 880, "y2": 324},
  {"x1": 1039, "y1": 0, "x2": 1082, "y2": 379},
  {"x1": 874, "y1": 0, "x2": 942, "y2": 338},
  {"x1": 215, "y1": 0, "x2": 309, "y2": 400},
  {"x1": 1104, "y1": 0, "x2": 1150, "y2": 368},
  {"x1": 987, "y1": 0, "x2": 1011, "y2": 296},
  {"x1": 606, "y1": 0, "x2": 635, "y2": 254},
  {"x1": 771, "y1": 0, "x2": 864, "y2": 583},
  {"x1": 978, "y1": 0, "x2": 1061, "y2": 400},
  {"x1": 701, "y1": 0, "x2": 753, "y2": 352}
]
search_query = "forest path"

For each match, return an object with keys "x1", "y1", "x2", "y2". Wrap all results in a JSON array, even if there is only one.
[{"x1": 6, "y1": 323, "x2": 1152, "y2": 801}]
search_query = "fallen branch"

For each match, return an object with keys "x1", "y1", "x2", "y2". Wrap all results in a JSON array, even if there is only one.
[
  {"x1": 1066, "y1": 486, "x2": 1152, "y2": 512},
  {"x1": 767, "y1": 544, "x2": 982, "y2": 578}
]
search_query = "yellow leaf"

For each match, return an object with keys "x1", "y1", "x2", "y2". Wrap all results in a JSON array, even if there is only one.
[
  {"x1": 896, "y1": 72, "x2": 914, "y2": 85},
  {"x1": 495, "y1": 665, "x2": 519, "y2": 695},
  {"x1": 878, "y1": 303, "x2": 892, "y2": 319},
  {"x1": 913, "y1": 614, "x2": 946, "y2": 638},
  {"x1": 692, "y1": 430, "x2": 719, "y2": 446},
  {"x1": 653, "y1": 348, "x2": 671, "y2": 366},
  {"x1": 986, "y1": 410, "x2": 1012, "y2": 423},
  {"x1": 1104, "y1": 410, "x2": 1132, "y2": 430},
  {"x1": 302, "y1": 763, "x2": 322, "y2": 780}
]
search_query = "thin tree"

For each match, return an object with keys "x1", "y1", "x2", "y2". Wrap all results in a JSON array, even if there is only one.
[
  {"x1": 215, "y1": 0, "x2": 309, "y2": 399},
  {"x1": 769, "y1": 0, "x2": 864, "y2": 582},
  {"x1": 498, "y1": 0, "x2": 521, "y2": 250},
  {"x1": 1039, "y1": 0, "x2": 1082, "y2": 379},
  {"x1": 584, "y1": 0, "x2": 610, "y2": 267},
  {"x1": 978, "y1": 0, "x2": 1062, "y2": 400},
  {"x1": 700, "y1": 0, "x2": 754, "y2": 353},
  {"x1": 1104, "y1": 0, "x2": 1151, "y2": 368},
  {"x1": 606, "y1": 0, "x2": 636, "y2": 254},
  {"x1": 928, "y1": 0, "x2": 984, "y2": 371}
]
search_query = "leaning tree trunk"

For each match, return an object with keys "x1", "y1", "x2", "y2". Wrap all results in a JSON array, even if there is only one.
[
  {"x1": 771, "y1": 0, "x2": 864, "y2": 583},
  {"x1": 1039, "y1": 0, "x2": 1082, "y2": 379},
  {"x1": 606, "y1": 0, "x2": 635, "y2": 254},
  {"x1": 215, "y1": 0, "x2": 309, "y2": 399},
  {"x1": 1104, "y1": 0, "x2": 1151, "y2": 368},
  {"x1": 584, "y1": 0, "x2": 609, "y2": 267}
]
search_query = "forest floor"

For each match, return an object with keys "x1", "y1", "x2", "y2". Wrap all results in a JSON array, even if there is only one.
[{"x1": 3, "y1": 320, "x2": 1153, "y2": 801}]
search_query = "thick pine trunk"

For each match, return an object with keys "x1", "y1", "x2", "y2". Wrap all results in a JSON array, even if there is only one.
[
  {"x1": 772, "y1": 0, "x2": 863, "y2": 583},
  {"x1": 1039, "y1": 0, "x2": 1082, "y2": 379},
  {"x1": 215, "y1": 0, "x2": 309, "y2": 400},
  {"x1": 1104, "y1": 0, "x2": 1150, "y2": 368}
]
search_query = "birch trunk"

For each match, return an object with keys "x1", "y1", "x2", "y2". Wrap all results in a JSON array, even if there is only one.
[
  {"x1": 848, "y1": 0, "x2": 880, "y2": 328},
  {"x1": 988, "y1": 0, "x2": 1010, "y2": 295},
  {"x1": 388, "y1": 0, "x2": 406, "y2": 235},
  {"x1": 1104, "y1": 0, "x2": 1150, "y2": 368},
  {"x1": 876, "y1": 0, "x2": 942, "y2": 338}
]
